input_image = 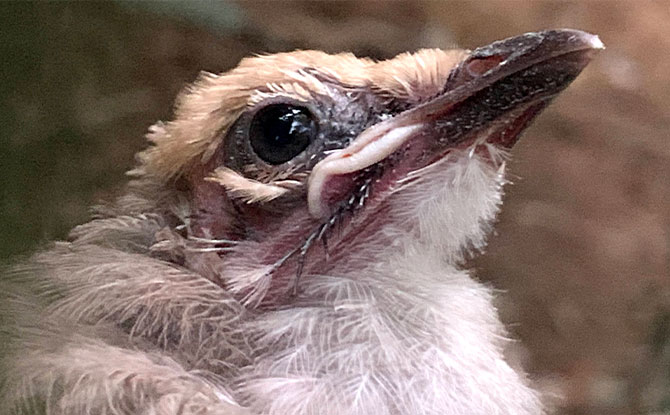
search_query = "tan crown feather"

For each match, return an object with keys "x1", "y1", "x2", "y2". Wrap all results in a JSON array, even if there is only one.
[{"x1": 135, "y1": 49, "x2": 468, "y2": 182}]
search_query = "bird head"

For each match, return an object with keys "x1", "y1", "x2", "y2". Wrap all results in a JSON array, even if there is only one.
[{"x1": 133, "y1": 29, "x2": 602, "y2": 307}]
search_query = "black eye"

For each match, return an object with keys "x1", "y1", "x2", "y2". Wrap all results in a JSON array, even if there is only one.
[{"x1": 249, "y1": 104, "x2": 318, "y2": 165}]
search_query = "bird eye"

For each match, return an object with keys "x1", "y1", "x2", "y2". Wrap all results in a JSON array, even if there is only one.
[{"x1": 249, "y1": 104, "x2": 318, "y2": 165}]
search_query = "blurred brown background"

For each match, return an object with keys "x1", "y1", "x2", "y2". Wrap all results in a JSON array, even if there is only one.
[{"x1": 1, "y1": 2, "x2": 668, "y2": 414}]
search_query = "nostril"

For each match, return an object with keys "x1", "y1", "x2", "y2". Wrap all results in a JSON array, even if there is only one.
[
  {"x1": 466, "y1": 54, "x2": 506, "y2": 77},
  {"x1": 443, "y1": 53, "x2": 510, "y2": 93}
]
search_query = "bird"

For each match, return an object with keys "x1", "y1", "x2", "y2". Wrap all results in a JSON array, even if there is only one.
[{"x1": 0, "y1": 29, "x2": 602, "y2": 415}]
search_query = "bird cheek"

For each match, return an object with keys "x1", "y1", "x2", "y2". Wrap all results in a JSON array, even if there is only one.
[{"x1": 186, "y1": 162, "x2": 242, "y2": 241}]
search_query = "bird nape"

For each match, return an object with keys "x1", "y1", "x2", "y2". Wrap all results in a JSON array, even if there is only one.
[{"x1": 0, "y1": 29, "x2": 602, "y2": 415}]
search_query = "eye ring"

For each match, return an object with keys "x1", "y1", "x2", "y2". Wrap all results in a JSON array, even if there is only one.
[{"x1": 248, "y1": 103, "x2": 318, "y2": 165}]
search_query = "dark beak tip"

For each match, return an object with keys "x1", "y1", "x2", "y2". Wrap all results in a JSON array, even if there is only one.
[
  {"x1": 544, "y1": 28, "x2": 605, "y2": 50},
  {"x1": 540, "y1": 30, "x2": 605, "y2": 64},
  {"x1": 472, "y1": 28, "x2": 604, "y2": 63}
]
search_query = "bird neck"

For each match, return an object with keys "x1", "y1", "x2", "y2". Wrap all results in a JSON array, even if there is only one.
[{"x1": 237, "y1": 245, "x2": 544, "y2": 414}]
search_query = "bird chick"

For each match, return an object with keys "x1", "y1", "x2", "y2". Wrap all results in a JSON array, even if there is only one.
[{"x1": 0, "y1": 29, "x2": 602, "y2": 415}]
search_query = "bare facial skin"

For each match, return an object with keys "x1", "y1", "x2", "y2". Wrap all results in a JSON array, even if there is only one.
[{"x1": 0, "y1": 29, "x2": 601, "y2": 415}]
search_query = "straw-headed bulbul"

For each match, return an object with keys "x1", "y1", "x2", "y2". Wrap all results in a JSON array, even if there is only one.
[{"x1": 0, "y1": 29, "x2": 602, "y2": 415}]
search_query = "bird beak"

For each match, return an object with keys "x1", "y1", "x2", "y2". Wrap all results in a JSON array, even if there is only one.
[{"x1": 308, "y1": 29, "x2": 603, "y2": 219}]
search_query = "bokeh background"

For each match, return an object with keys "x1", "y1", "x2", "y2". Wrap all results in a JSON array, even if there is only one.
[{"x1": 1, "y1": 2, "x2": 669, "y2": 414}]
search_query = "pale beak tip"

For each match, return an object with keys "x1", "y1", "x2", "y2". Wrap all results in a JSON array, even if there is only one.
[{"x1": 584, "y1": 33, "x2": 605, "y2": 50}]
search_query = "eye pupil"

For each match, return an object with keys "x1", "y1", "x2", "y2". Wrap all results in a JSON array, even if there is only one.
[{"x1": 249, "y1": 104, "x2": 317, "y2": 165}]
